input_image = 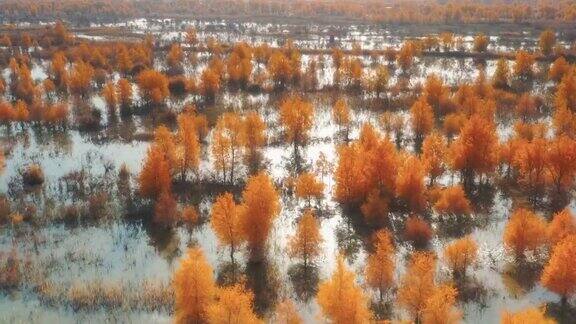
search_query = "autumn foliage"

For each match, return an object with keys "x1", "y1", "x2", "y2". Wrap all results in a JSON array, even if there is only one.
[
  {"x1": 365, "y1": 230, "x2": 395, "y2": 301},
  {"x1": 317, "y1": 255, "x2": 372, "y2": 324},
  {"x1": 279, "y1": 96, "x2": 315, "y2": 147},
  {"x1": 211, "y1": 193, "x2": 244, "y2": 264},
  {"x1": 240, "y1": 172, "x2": 280, "y2": 260},
  {"x1": 289, "y1": 210, "x2": 322, "y2": 267},
  {"x1": 540, "y1": 235, "x2": 576, "y2": 304},
  {"x1": 207, "y1": 285, "x2": 262, "y2": 324},
  {"x1": 503, "y1": 208, "x2": 547, "y2": 259},
  {"x1": 397, "y1": 252, "x2": 436, "y2": 323},
  {"x1": 173, "y1": 248, "x2": 215, "y2": 324},
  {"x1": 443, "y1": 236, "x2": 478, "y2": 277},
  {"x1": 137, "y1": 69, "x2": 170, "y2": 105}
]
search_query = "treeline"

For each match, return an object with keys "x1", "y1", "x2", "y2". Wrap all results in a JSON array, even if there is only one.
[{"x1": 1, "y1": 0, "x2": 575, "y2": 25}]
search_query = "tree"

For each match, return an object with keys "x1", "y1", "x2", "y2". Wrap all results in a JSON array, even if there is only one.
[
  {"x1": 360, "y1": 190, "x2": 390, "y2": 227},
  {"x1": 69, "y1": 61, "x2": 94, "y2": 97},
  {"x1": 240, "y1": 172, "x2": 280, "y2": 261},
  {"x1": 317, "y1": 255, "x2": 372, "y2": 324},
  {"x1": 539, "y1": 29, "x2": 556, "y2": 56},
  {"x1": 365, "y1": 230, "x2": 395, "y2": 301},
  {"x1": 294, "y1": 172, "x2": 324, "y2": 205},
  {"x1": 434, "y1": 185, "x2": 472, "y2": 217},
  {"x1": 411, "y1": 96, "x2": 435, "y2": 142},
  {"x1": 139, "y1": 145, "x2": 172, "y2": 199},
  {"x1": 207, "y1": 285, "x2": 262, "y2": 324},
  {"x1": 397, "y1": 252, "x2": 436, "y2": 323},
  {"x1": 332, "y1": 98, "x2": 351, "y2": 139},
  {"x1": 422, "y1": 285, "x2": 461, "y2": 324},
  {"x1": 448, "y1": 115, "x2": 499, "y2": 185},
  {"x1": 503, "y1": 208, "x2": 547, "y2": 259},
  {"x1": 501, "y1": 306, "x2": 556, "y2": 324},
  {"x1": 267, "y1": 51, "x2": 294, "y2": 89},
  {"x1": 280, "y1": 96, "x2": 314, "y2": 149},
  {"x1": 137, "y1": 69, "x2": 169, "y2": 105},
  {"x1": 117, "y1": 78, "x2": 133, "y2": 112},
  {"x1": 443, "y1": 236, "x2": 477, "y2": 278},
  {"x1": 493, "y1": 58, "x2": 510, "y2": 89},
  {"x1": 154, "y1": 125, "x2": 178, "y2": 171},
  {"x1": 473, "y1": 33, "x2": 489, "y2": 53},
  {"x1": 211, "y1": 193, "x2": 244, "y2": 265},
  {"x1": 369, "y1": 64, "x2": 389, "y2": 97},
  {"x1": 545, "y1": 136, "x2": 576, "y2": 194},
  {"x1": 549, "y1": 57, "x2": 570, "y2": 82},
  {"x1": 102, "y1": 81, "x2": 117, "y2": 111},
  {"x1": 513, "y1": 138, "x2": 548, "y2": 193},
  {"x1": 421, "y1": 132, "x2": 447, "y2": 184},
  {"x1": 540, "y1": 235, "x2": 576, "y2": 306},
  {"x1": 173, "y1": 247, "x2": 216, "y2": 324},
  {"x1": 289, "y1": 210, "x2": 322, "y2": 268},
  {"x1": 547, "y1": 209, "x2": 576, "y2": 246},
  {"x1": 513, "y1": 51, "x2": 535, "y2": 80},
  {"x1": 241, "y1": 111, "x2": 267, "y2": 169},
  {"x1": 423, "y1": 75, "x2": 449, "y2": 113},
  {"x1": 395, "y1": 156, "x2": 427, "y2": 213},
  {"x1": 177, "y1": 113, "x2": 201, "y2": 181},
  {"x1": 14, "y1": 100, "x2": 29, "y2": 122},
  {"x1": 397, "y1": 41, "x2": 416, "y2": 71},
  {"x1": 154, "y1": 189, "x2": 179, "y2": 226},
  {"x1": 200, "y1": 67, "x2": 220, "y2": 102},
  {"x1": 515, "y1": 93, "x2": 537, "y2": 121},
  {"x1": 273, "y1": 299, "x2": 302, "y2": 324},
  {"x1": 211, "y1": 113, "x2": 243, "y2": 183},
  {"x1": 167, "y1": 43, "x2": 183, "y2": 70}
]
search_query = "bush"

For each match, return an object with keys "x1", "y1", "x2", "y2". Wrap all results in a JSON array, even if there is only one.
[{"x1": 22, "y1": 164, "x2": 45, "y2": 186}]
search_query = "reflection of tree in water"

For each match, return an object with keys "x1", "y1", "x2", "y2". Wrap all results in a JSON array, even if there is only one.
[
  {"x1": 245, "y1": 259, "x2": 281, "y2": 316},
  {"x1": 454, "y1": 276, "x2": 490, "y2": 306},
  {"x1": 288, "y1": 263, "x2": 319, "y2": 302},
  {"x1": 371, "y1": 300, "x2": 393, "y2": 322},
  {"x1": 145, "y1": 223, "x2": 181, "y2": 265},
  {"x1": 216, "y1": 260, "x2": 242, "y2": 287},
  {"x1": 501, "y1": 261, "x2": 543, "y2": 299},
  {"x1": 335, "y1": 218, "x2": 363, "y2": 262},
  {"x1": 545, "y1": 300, "x2": 576, "y2": 324}
]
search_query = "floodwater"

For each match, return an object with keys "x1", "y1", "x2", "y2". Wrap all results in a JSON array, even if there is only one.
[{"x1": 0, "y1": 18, "x2": 573, "y2": 323}]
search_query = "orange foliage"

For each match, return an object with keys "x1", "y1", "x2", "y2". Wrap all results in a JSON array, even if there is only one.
[
  {"x1": 515, "y1": 93, "x2": 538, "y2": 120},
  {"x1": 513, "y1": 50, "x2": 535, "y2": 79},
  {"x1": 138, "y1": 145, "x2": 172, "y2": 199},
  {"x1": 200, "y1": 67, "x2": 220, "y2": 101},
  {"x1": 513, "y1": 138, "x2": 548, "y2": 192},
  {"x1": 14, "y1": 100, "x2": 29, "y2": 122},
  {"x1": 294, "y1": 172, "x2": 324, "y2": 203},
  {"x1": 395, "y1": 156, "x2": 427, "y2": 213},
  {"x1": 166, "y1": 43, "x2": 183, "y2": 69},
  {"x1": 443, "y1": 236, "x2": 478, "y2": 276},
  {"x1": 102, "y1": 81, "x2": 117, "y2": 110},
  {"x1": 473, "y1": 33, "x2": 489, "y2": 52},
  {"x1": 360, "y1": 190, "x2": 389, "y2": 227},
  {"x1": 434, "y1": 185, "x2": 472, "y2": 217},
  {"x1": 547, "y1": 209, "x2": 576, "y2": 246},
  {"x1": 289, "y1": 210, "x2": 322, "y2": 267},
  {"x1": 68, "y1": 61, "x2": 94, "y2": 96},
  {"x1": 211, "y1": 112, "x2": 243, "y2": 183},
  {"x1": 173, "y1": 247, "x2": 215, "y2": 324},
  {"x1": 177, "y1": 113, "x2": 201, "y2": 180},
  {"x1": 503, "y1": 208, "x2": 547, "y2": 259},
  {"x1": 365, "y1": 230, "x2": 395, "y2": 301},
  {"x1": 153, "y1": 189, "x2": 179, "y2": 226},
  {"x1": 404, "y1": 216, "x2": 433, "y2": 248},
  {"x1": 448, "y1": 115, "x2": 499, "y2": 182},
  {"x1": 501, "y1": 306, "x2": 556, "y2": 324},
  {"x1": 397, "y1": 252, "x2": 436, "y2": 322},
  {"x1": 274, "y1": 299, "x2": 302, "y2": 324},
  {"x1": 117, "y1": 78, "x2": 133, "y2": 110},
  {"x1": 545, "y1": 136, "x2": 576, "y2": 193},
  {"x1": 210, "y1": 193, "x2": 244, "y2": 263},
  {"x1": 317, "y1": 255, "x2": 372, "y2": 324},
  {"x1": 549, "y1": 57, "x2": 570, "y2": 82},
  {"x1": 421, "y1": 132, "x2": 447, "y2": 183},
  {"x1": 137, "y1": 69, "x2": 169, "y2": 105},
  {"x1": 241, "y1": 111, "x2": 267, "y2": 159},
  {"x1": 539, "y1": 29, "x2": 556, "y2": 56},
  {"x1": 240, "y1": 172, "x2": 280, "y2": 260},
  {"x1": 493, "y1": 58, "x2": 510, "y2": 89},
  {"x1": 397, "y1": 41, "x2": 416, "y2": 71},
  {"x1": 422, "y1": 284, "x2": 461, "y2": 324},
  {"x1": 410, "y1": 96, "x2": 435, "y2": 140},
  {"x1": 540, "y1": 235, "x2": 576, "y2": 302},
  {"x1": 207, "y1": 285, "x2": 262, "y2": 324},
  {"x1": 279, "y1": 96, "x2": 314, "y2": 147},
  {"x1": 332, "y1": 98, "x2": 350, "y2": 131}
]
